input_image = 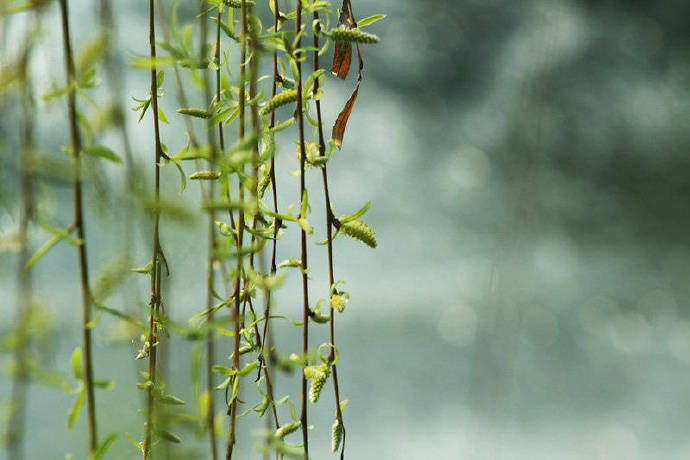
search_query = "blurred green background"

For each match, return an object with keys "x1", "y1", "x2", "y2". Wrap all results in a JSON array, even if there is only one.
[{"x1": 2, "y1": 0, "x2": 690, "y2": 458}]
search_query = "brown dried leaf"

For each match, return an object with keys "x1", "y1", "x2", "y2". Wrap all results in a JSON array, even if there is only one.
[
  {"x1": 331, "y1": 82, "x2": 359, "y2": 149},
  {"x1": 330, "y1": 0, "x2": 354, "y2": 79},
  {"x1": 330, "y1": 0, "x2": 366, "y2": 149},
  {"x1": 330, "y1": 40, "x2": 352, "y2": 80}
]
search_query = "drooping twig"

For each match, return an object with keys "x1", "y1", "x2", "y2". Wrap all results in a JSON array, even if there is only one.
[
  {"x1": 226, "y1": 1, "x2": 249, "y2": 458},
  {"x1": 142, "y1": 0, "x2": 164, "y2": 455},
  {"x1": 293, "y1": 0, "x2": 310, "y2": 456},
  {"x1": 313, "y1": 7, "x2": 347, "y2": 458},
  {"x1": 58, "y1": 0, "x2": 99, "y2": 456}
]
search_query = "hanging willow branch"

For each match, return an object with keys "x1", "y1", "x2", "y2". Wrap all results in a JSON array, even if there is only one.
[
  {"x1": 142, "y1": 0, "x2": 165, "y2": 455},
  {"x1": 58, "y1": 0, "x2": 99, "y2": 456}
]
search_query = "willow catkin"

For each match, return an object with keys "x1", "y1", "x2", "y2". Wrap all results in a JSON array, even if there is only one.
[
  {"x1": 223, "y1": 0, "x2": 254, "y2": 7},
  {"x1": 330, "y1": 294, "x2": 346, "y2": 313},
  {"x1": 340, "y1": 220, "x2": 377, "y2": 248},
  {"x1": 189, "y1": 171, "x2": 221, "y2": 180},
  {"x1": 305, "y1": 364, "x2": 330, "y2": 403},
  {"x1": 259, "y1": 89, "x2": 298, "y2": 116},
  {"x1": 176, "y1": 108, "x2": 211, "y2": 119},
  {"x1": 328, "y1": 26, "x2": 380, "y2": 44},
  {"x1": 331, "y1": 419, "x2": 343, "y2": 453},
  {"x1": 275, "y1": 421, "x2": 301, "y2": 439}
]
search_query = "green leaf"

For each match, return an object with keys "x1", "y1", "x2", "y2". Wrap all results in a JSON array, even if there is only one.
[
  {"x1": 158, "y1": 430, "x2": 182, "y2": 443},
  {"x1": 25, "y1": 234, "x2": 64, "y2": 271},
  {"x1": 83, "y1": 145, "x2": 122, "y2": 163},
  {"x1": 158, "y1": 394, "x2": 186, "y2": 405},
  {"x1": 238, "y1": 361, "x2": 258, "y2": 376},
  {"x1": 67, "y1": 388, "x2": 85, "y2": 429},
  {"x1": 341, "y1": 201, "x2": 371, "y2": 224},
  {"x1": 130, "y1": 261, "x2": 152, "y2": 274},
  {"x1": 125, "y1": 432, "x2": 143, "y2": 453},
  {"x1": 93, "y1": 379, "x2": 115, "y2": 390},
  {"x1": 357, "y1": 14, "x2": 386, "y2": 28},
  {"x1": 212, "y1": 365, "x2": 237, "y2": 376},
  {"x1": 94, "y1": 432, "x2": 119, "y2": 460},
  {"x1": 71, "y1": 347, "x2": 82, "y2": 380},
  {"x1": 157, "y1": 106, "x2": 168, "y2": 124}
]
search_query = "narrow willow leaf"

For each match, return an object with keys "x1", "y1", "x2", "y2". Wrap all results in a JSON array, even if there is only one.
[
  {"x1": 157, "y1": 430, "x2": 182, "y2": 443},
  {"x1": 93, "y1": 379, "x2": 114, "y2": 390},
  {"x1": 212, "y1": 365, "x2": 237, "y2": 376},
  {"x1": 83, "y1": 145, "x2": 122, "y2": 163},
  {"x1": 158, "y1": 394, "x2": 186, "y2": 405},
  {"x1": 67, "y1": 388, "x2": 85, "y2": 429},
  {"x1": 71, "y1": 347, "x2": 82, "y2": 380},
  {"x1": 340, "y1": 201, "x2": 371, "y2": 223},
  {"x1": 94, "y1": 432, "x2": 119, "y2": 460},
  {"x1": 125, "y1": 432, "x2": 143, "y2": 453},
  {"x1": 357, "y1": 14, "x2": 386, "y2": 28},
  {"x1": 25, "y1": 234, "x2": 64, "y2": 271}
]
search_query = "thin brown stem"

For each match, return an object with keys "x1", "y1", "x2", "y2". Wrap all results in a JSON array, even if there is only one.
[
  {"x1": 58, "y1": 0, "x2": 98, "y2": 456},
  {"x1": 143, "y1": 0, "x2": 164, "y2": 456},
  {"x1": 293, "y1": 1, "x2": 310, "y2": 456},
  {"x1": 226, "y1": 1, "x2": 249, "y2": 457},
  {"x1": 313, "y1": 10, "x2": 346, "y2": 452}
]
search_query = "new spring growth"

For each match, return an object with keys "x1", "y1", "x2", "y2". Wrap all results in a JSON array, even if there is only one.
[
  {"x1": 190, "y1": 171, "x2": 221, "y2": 180},
  {"x1": 339, "y1": 220, "x2": 377, "y2": 248},
  {"x1": 328, "y1": 25, "x2": 380, "y2": 44},
  {"x1": 275, "y1": 421, "x2": 301, "y2": 439},
  {"x1": 331, "y1": 419, "x2": 343, "y2": 453},
  {"x1": 223, "y1": 0, "x2": 255, "y2": 8},
  {"x1": 259, "y1": 89, "x2": 298, "y2": 116},
  {"x1": 304, "y1": 364, "x2": 330, "y2": 403}
]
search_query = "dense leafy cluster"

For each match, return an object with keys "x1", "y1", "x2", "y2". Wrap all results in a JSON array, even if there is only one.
[{"x1": 1, "y1": 0, "x2": 383, "y2": 458}]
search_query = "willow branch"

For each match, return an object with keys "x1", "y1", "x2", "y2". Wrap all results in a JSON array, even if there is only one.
[
  {"x1": 143, "y1": 0, "x2": 164, "y2": 455},
  {"x1": 293, "y1": 1, "x2": 310, "y2": 456},
  {"x1": 58, "y1": 0, "x2": 98, "y2": 456}
]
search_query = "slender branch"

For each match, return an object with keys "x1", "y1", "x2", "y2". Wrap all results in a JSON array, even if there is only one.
[
  {"x1": 313, "y1": 9, "x2": 346, "y2": 453},
  {"x1": 226, "y1": 1, "x2": 249, "y2": 457},
  {"x1": 293, "y1": 1, "x2": 310, "y2": 456},
  {"x1": 143, "y1": 0, "x2": 164, "y2": 455},
  {"x1": 58, "y1": 1, "x2": 98, "y2": 456},
  {"x1": 7, "y1": 12, "x2": 41, "y2": 460}
]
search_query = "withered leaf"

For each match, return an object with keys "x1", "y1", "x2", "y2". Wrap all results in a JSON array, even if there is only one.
[
  {"x1": 331, "y1": 0, "x2": 364, "y2": 149},
  {"x1": 330, "y1": 41, "x2": 352, "y2": 80},
  {"x1": 330, "y1": 0, "x2": 354, "y2": 80},
  {"x1": 331, "y1": 82, "x2": 359, "y2": 149}
]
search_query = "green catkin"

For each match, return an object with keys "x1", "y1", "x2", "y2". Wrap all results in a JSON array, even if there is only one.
[
  {"x1": 305, "y1": 364, "x2": 330, "y2": 403},
  {"x1": 275, "y1": 421, "x2": 301, "y2": 439},
  {"x1": 331, "y1": 419, "x2": 343, "y2": 453},
  {"x1": 328, "y1": 26, "x2": 380, "y2": 44},
  {"x1": 330, "y1": 294, "x2": 345, "y2": 313},
  {"x1": 223, "y1": 0, "x2": 254, "y2": 8},
  {"x1": 176, "y1": 108, "x2": 211, "y2": 119},
  {"x1": 189, "y1": 171, "x2": 221, "y2": 180},
  {"x1": 340, "y1": 220, "x2": 377, "y2": 248},
  {"x1": 259, "y1": 89, "x2": 298, "y2": 116}
]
